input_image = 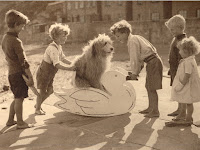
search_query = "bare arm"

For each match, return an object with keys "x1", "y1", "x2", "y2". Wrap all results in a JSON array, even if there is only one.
[
  {"x1": 55, "y1": 63, "x2": 75, "y2": 71},
  {"x1": 62, "y1": 58, "x2": 71, "y2": 65}
]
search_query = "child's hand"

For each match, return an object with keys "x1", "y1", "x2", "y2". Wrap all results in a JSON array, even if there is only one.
[
  {"x1": 174, "y1": 82, "x2": 184, "y2": 92},
  {"x1": 22, "y1": 75, "x2": 34, "y2": 87},
  {"x1": 167, "y1": 69, "x2": 171, "y2": 75},
  {"x1": 126, "y1": 74, "x2": 138, "y2": 80}
]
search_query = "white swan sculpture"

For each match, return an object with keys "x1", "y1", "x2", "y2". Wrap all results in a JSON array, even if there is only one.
[{"x1": 54, "y1": 68, "x2": 136, "y2": 117}]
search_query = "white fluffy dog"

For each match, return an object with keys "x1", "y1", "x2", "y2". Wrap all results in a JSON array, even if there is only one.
[{"x1": 72, "y1": 34, "x2": 114, "y2": 91}]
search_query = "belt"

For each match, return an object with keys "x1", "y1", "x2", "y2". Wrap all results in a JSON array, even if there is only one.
[{"x1": 143, "y1": 53, "x2": 157, "y2": 63}]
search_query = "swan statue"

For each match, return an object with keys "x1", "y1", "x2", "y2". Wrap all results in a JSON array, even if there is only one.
[{"x1": 54, "y1": 68, "x2": 136, "y2": 117}]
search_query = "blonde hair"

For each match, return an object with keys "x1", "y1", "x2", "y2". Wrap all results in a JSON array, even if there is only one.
[
  {"x1": 177, "y1": 36, "x2": 200, "y2": 56},
  {"x1": 49, "y1": 23, "x2": 70, "y2": 40},
  {"x1": 110, "y1": 20, "x2": 132, "y2": 35},
  {"x1": 165, "y1": 14, "x2": 186, "y2": 30}
]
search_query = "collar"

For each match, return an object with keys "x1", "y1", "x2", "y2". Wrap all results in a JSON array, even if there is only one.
[
  {"x1": 51, "y1": 41, "x2": 60, "y2": 49},
  {"x1": 180, "y1": 55, "x2": 195, "y2": 63},
  {"x1": 176, "y1": 33, "x2": 186, "y2": 40},
  {"x1": 184, "y1": 55, "x2": 195, "y2": 60},
  {"x1": 127, "y1": 33, "x2": 132, "y2": 46},
  {"x1": 7, "y1": 32, "x2": 18, "y2": 37}
]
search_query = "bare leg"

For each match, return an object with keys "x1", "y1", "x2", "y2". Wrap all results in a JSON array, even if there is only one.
[
  {"x1": 6, "y1": 100, "x2": 17, "y2": 126},
  {"x1": 144, "y1": 89, "x2": 160, "y2": 118},
  {"x1": 186, "y1": 104, "x2": 193, "y2": 123},
  {"x1": 35, "y1": 87, "x2": 53, "y2": 115},
  {"x1": 174, "y1": 103, "x2": 186, "y2": 120},
  {"x1": 139, "y1": 89, "x2": 153, "y2": 114},
  {"x1": 15, "y1": 98, "x2": 32, "y2": 129},
  {"x1": 167, "y1": 103, "x2": 181, "y2": 116}
]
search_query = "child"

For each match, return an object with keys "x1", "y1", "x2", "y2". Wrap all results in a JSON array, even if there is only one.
[
  {"x1": 1, "y1": 10, "x2": 34, "y2": 129},
  {"x1": 165, "y1": 15, "x2": 187, "y2": 117},
  {"x1": 110, "y1": 20, "x2": 163, "y2": 118},
  {"x1": 35, "y1": 23, "x2": 75, "y2": 115},
  {"x1": 167, "y1": 36, "x2": 200, "y2": 126}
]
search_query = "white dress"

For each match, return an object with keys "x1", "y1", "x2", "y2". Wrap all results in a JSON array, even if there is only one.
[{"x1": 171, "y1": 55, "x2": 200, "y2": 103}]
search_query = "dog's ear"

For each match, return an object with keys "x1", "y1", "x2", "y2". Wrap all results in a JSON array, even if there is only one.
[{"x1": 92, "y1": 44, "x2": 96, "y2": 57}]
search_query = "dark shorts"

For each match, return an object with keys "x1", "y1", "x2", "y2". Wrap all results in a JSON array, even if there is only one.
[
  {"x1": 145, "y1": 56, "x2": 163, "y2": 90},
  {"x1": 36, "y1": 61, "x2": 58, "y2": 91},
  {"x1": 8, "y1": 72, "x2": 28, "y2": 99}
]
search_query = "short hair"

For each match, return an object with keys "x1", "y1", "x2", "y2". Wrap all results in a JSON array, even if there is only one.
[
  {"x1": 177, "y1": 36, "x2": 200, "y2": 56},
  {"x1": 5, "y1": 9, "x2": 30, "y2": 28},
  {"x1": 110, "y1": 20, "x2": 132, "y2": 35},
  {"x1": 165, "y1": 14, "x2": 186, "y2": 30},
  {"x1": 49, "y1": 23, "x2": 70, "y2": 40}
]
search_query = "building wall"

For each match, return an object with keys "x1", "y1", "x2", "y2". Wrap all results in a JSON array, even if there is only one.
[
  {"x1": 20, "y1": 19, "x2": 200, "y2": 50},
  {"x1": 172, "y1": 1, "x2": 200, "y2": 18},
  {"x1": 101, "y1": 1, "x2": 126, "y2": 21},
  {"x1": 132, "y1": 1, "x2": 164, "y2": 21}
]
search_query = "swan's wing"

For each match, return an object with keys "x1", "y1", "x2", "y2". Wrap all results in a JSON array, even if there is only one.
[{"x1": 70, "y1": 88, "x2": 109, "y2": 102}]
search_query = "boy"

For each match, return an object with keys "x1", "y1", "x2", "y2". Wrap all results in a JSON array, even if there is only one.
[
  {"x1": 165, "y1": 15, "x2": 187, "y2": 117},
  {"x1": 35, "y1": 23, "x2": 75, "y2": 115},
  {"x1": 1, "y1": 10, "x2": 34, "y2": 129},
  {"x1": 110, "y1": 20, "x2": 163, "y2": 118}
]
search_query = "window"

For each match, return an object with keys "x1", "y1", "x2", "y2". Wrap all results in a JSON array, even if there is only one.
[
  {"x1": 87, "y1": 1, "x2": 91, "y2": 7},
  {"x1": 151, "y1": 12, "x2": 159, "y2": 21},
  {"x1": 137, "y1": 14, "x2": 141, "y2": 21},
  {"x1": 197, "y1": 9, "x2": 200, "y2": 18},
  {"x1": 67, "y1": 2, "x2": 71, "y2": 10},
  {"x1": 137, "y1": 0, "x2": 142, "y2": 5},
  {"x1": 80, "y1": 16, "x2": 85, "y2": 23},
  {"x1": 75, "y1": 2, "x2": 79, "y2": 9},
  {"x1": 179, "y1": 10, "x2": 187, "y2": 18},
  {"x1": 117, "y1": 13, "x2": 122, "y2": 20},
  {"x1": 76, "y1": 15, "x2": 80, "y2": 22},
  {"x1": 92, "y1": 1, "x2": 96, "y2": 7},
  {"x1": 80, "y1": 1, "x2": 84, "y2": 8},
  {"x1": 118, "y1": 1, "x2": 123, "y2": 6},
  {"x1": 105, "y1": 1, "x2": 111, "y2": 7}
]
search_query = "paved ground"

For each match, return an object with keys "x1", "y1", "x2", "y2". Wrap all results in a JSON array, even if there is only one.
[{"x1": 0, "y1": 71, "x2": 200, "y2": 150}]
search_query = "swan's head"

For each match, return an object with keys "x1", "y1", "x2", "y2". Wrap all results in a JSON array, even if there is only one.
[{"x1": 101, "y1": 70, "x2": 126, "y2": 93}]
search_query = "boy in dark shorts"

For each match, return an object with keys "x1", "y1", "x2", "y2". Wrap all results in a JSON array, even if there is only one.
[
  {"x1": 1, "y1": 10, "x2": 34, "y2": 129},
  {"x1": 165, "y1": 14, "x2": 187, "y2": 117},
  {"x1": 110, "y1": 20, "x2": 163, "y2": 118}
]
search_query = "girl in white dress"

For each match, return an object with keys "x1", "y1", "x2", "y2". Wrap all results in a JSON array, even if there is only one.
[{"x1": 171, "y1": 36, "x2": 200, "y2": 125}]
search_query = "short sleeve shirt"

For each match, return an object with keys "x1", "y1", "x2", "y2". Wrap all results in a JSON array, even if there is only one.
[{"x1": 43, "y1": 42, "x2": 66, "y2": 66}]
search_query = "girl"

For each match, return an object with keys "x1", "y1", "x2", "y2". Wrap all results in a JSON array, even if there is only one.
[
  {"x1": 169, "y1": 36, "x2": 200, "y2": 126},
  {"x1": 35, "y1": 23, "x2": 75, "y2": 115}
]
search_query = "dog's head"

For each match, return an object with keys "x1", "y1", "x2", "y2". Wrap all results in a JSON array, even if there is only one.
[{"x1": 85, "y1": 34, "x2": 114, "y2": 58}]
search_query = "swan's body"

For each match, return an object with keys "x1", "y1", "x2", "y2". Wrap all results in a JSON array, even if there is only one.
[{"x1": 54, "y1": 68, "x2": 136, "y2": 117}]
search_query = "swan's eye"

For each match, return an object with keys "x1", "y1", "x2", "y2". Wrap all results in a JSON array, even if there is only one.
[
  {"x1": 115, "y1": 75, "x2": 117, "y2": 77},
  {"x1": 104, "y1": 42, "x2": 107, "y2": 46}
]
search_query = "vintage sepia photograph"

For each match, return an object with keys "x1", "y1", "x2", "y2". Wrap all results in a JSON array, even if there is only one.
[{"x1": 0, "y1": 0, "x2": 200, "y2": 149}]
